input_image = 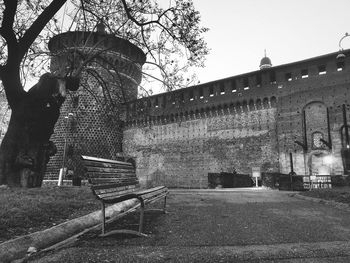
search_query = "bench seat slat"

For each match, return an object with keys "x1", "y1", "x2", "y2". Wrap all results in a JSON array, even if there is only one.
[
  {"x1": 86, "y1": 172, "x2": 136, "y2": 179},
  {"x1": 97, "y1": 192, "x2": 136, "y2": 201},
  {"x1": 85, "y1": 166, "x2": 133, "y2": 173},
  {"x1": 85, "y1": 167, "x2": 135, "y2": 173},
  {"x1": 96, "y1": 186, "x2": 167, "y2": 199},
  {"x1": 89, "y1": 176, "x2": 137, "y2": 183},
  {"x1": 134, "y1": 186, "x2": 167, "y2": 196},
  {"x1": 82, "y1": 155, "x2": 132, "y2": 166},
  {"x1": 84, "y1": 163, "x2": 133, "y2": 171},
  {"x1": 89, "y1": 180, "x2": 137, "y2": 188},
  {"x1": 95, "y1": 188, "x2": 168, "y2": 203},
  {"x1": 86, "y1": 174, "x2": 136, "y2": 180},
  {"x1": 139, "y1": 189, "x2": 169, "y2": 201},
  {"x1": 93, "y1": 185, "x2": 138, "y2": 195},
  {"x1": 95, "y1": 187, "x2": 137, "y2": 196},
  {"x1": 91, "y1": 181, "x2": 139, "y2": 190}
]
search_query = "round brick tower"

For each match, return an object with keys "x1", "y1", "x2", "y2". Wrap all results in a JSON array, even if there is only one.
[{"x1": 46, "y1": 29, "x2": 146, "y2": 181}]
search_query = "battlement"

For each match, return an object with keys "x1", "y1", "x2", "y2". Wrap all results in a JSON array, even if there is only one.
[
  {"x1": 125, "y1": 49, "x2": 350, "y2": 127},
  {"x1": 49, "y1": 31, "x2": 146, "y2": 66}
]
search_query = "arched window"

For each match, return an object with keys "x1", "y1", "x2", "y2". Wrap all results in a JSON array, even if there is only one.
[
  {"x1": 270, "y1": 96, "x2": 277, "y2": 107},
  {"x1": 263, "y1": 98, "x2": 269, "y2": 108},
  {"x1": 256, "y1": 99, "x2": 262, "y2": 110},
  {"x1": 249, "y1": 99, "x2": 255, "y2": 111},
  {"x1": 312, "y1": 131, "x2": 324, "y2": 149},
  {"x1": 236, "y1": 102, "x2": 241, "y2": 113},
  {"x1": 242, "y1": 100, "x2": 248, "y2": 112}
]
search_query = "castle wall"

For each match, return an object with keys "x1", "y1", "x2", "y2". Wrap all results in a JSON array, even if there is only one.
[{"x1": 123, "y1": 50, "x2": 350, "y2": 187}]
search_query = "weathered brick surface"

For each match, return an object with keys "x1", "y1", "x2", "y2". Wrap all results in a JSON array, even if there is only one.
[
  {"x1": 123, "y1": 107, "x2": 279, "y2": 188},
  {"x1": 123, "y1": 50, "x2": 350, "y2": 188}
]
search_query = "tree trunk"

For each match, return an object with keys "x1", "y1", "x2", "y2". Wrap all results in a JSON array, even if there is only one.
[{"x1": 0, "y1": 73, "x2": 79, "y2": 188}]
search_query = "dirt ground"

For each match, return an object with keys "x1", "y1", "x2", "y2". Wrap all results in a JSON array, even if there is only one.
[{"x1": 28, "y1": 189, "x2": 350, "y2": 263}]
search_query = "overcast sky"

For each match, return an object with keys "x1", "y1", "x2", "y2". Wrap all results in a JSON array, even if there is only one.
[{"x1": 190, "y1": 0, "x2": 350, "y2": 85}]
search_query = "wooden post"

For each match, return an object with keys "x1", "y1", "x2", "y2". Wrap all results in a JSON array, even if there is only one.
[
  {"x1": 289, "y1": 152, "x2": 294, "y2": 191},
  {"x1": 290, "y1": 152, "x2": 294, "y2": 173},
  {"x1": 343, "y1": 104, "x2": 349, "y2": 147},
  {"x1": 101, "y1": 202, "x2": 106, "y2": 235},
  {"x1": 327, "y1": 108, "x2": 332, "y2": 147},
  {"x1": 303, "y1": 110, "x2": 308, "y2": 149},
  {"x1": 163, "y1": 195, "x2": 167, "y2": 214}
]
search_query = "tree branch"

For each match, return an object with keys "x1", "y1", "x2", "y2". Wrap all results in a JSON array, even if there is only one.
[
  {"x1": 1, "y1": 0, "x2": 19, "y2": 66},
  {"x1": 1, "y1": 0, "x2": 17, "y2": 43},
  {"x1": 120, "y1": 0, "x2": 171, "y2": 28},
  {"x1": 18, "y1": 0, "x2": 67, "y2": 60}
]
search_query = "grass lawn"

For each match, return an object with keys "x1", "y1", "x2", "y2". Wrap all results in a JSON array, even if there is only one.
[
  {"x1": 299, "y1": 186, "x2": 350, "y2": 205},
  {"x1": 0, "y1": 186, "x2": 100, "y2": 243}
]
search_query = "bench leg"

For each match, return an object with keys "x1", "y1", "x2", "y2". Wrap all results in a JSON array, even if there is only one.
[
  {"x1": 101, "y1": 202, "x2": 106, "y2": 235},
  {"x1": 163, "y1": 195, "x2": 167, "y2": 214},
  {"x1": 99, "y1": 202, "x2": 148, "y2": 238},
  {"x1": 138, "y1": 199, "x2": 145, "y2": 234}
]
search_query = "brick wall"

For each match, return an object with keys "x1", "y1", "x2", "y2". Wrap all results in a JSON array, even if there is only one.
[{"x1": 123, "y1": 105, "x2": 279, "y2": 188}]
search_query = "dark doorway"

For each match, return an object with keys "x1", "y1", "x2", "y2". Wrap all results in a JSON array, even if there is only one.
[{"x1": 208, "y1": 172, "x2": 253, "y2": 188}]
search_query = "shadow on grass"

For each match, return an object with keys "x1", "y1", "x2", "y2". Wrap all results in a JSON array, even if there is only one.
[{"x1": 0, "y1": 186, "x2": 100, "y2": 243}]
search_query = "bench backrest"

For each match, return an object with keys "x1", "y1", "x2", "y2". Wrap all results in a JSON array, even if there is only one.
[{"x1": 81, "y1": 155, "x2": 139, "y2": 193}]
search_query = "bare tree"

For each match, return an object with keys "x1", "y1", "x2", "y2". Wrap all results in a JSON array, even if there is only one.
[{"x1": 0, "y1": 0, "x2": 208, "y2": 187}]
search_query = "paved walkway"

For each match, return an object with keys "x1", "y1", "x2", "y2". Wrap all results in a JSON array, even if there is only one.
[{"x1": 28, "y1": 189, "x2": 350, "y2": 262}]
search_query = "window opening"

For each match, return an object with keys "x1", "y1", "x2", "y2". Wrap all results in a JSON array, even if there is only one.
[
  {"x1": 220, "y1": 83, "x2": 225, "y2": 95},
  {"x1": 189, "y1": 90, "x2": 194, "y2": 101},
  {"x1": 209, "y1": 86, "x2": 214, "y2": 97},
  {"x1": 180, "y1": 92, "x2": 184, "y2": 102},
  {"x1": 285, "y1": 72, "x2": 292, "y2": 81},
  {"x1": 270, "y1": 71, "x2": 276, "y2": 84},
  {"x1": 312, "y1": 132, "x2": 324, "y2": 149},
  {"x1": 301, "y1": 69, "x2": 308, "y2": 78},
  {"x1": 256, "y1": 74, "x2": 262, "y2": 87},
  {"x1": 318, "y1": 65, "x2": 326, "y2": 75},
  {"x1": 243, "y1": 77, "x2": 249, "y2": 90},
  {"x1": 199, "y1": 88, "x2": 204, "y2": 99},
  {"x1": 337, "y1": 61, "x2": 345, "y2": 71},
  {"x1": 231, "y1": 80, "x2": 237, "y2": 93}
]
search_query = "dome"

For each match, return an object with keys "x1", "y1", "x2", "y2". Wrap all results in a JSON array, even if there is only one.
[{"x1": 259, "y1": 50, "x2": 272, "y2": 69}]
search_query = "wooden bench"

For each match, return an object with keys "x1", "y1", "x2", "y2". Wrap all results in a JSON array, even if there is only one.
[{"x1": 81, "y1": 155, "x2": 169, "y2": 237}]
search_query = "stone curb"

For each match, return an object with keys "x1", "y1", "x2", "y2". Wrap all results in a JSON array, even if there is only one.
[
  {"x1": 0, "y1": 198, "x2": 139, "y2": 263},
  {"x1": 88, "y1": 241, "x2": 350, "y2": 262},
  {"x1": 293, "y1": 193, "x2": 350, "y2": 212},
  {"x1": 170, "y1": 187, "x2": 275, "y2": 193}
]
